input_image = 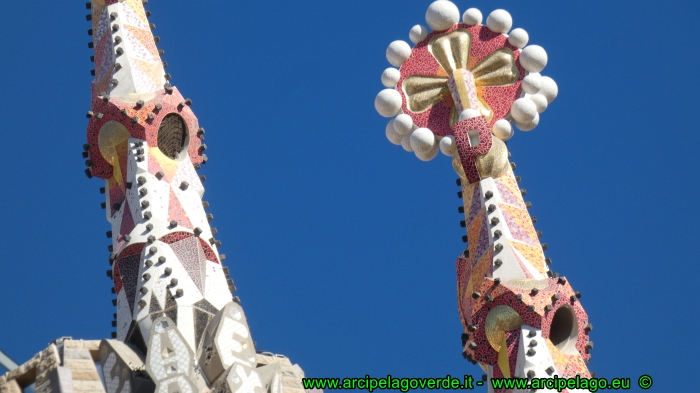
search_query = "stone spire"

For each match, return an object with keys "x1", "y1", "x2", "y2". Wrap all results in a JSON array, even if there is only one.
[
  {"x1": 87, "y1": 0, "x2": 166, "y2": 98},
  {"x1": 375, "y1": 1, "x2": 593, "y2": 385}
]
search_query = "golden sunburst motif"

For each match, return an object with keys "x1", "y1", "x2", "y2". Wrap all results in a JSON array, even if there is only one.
[
  {"x1": 98, "y1": 121, "x2": 131, "y2": 189},
  {"x1": 485, "y1": 305, "x2": 524, "y2": 378},
  {"x1": 403, "y1": 29, "x2": 519, "y2": 123}
]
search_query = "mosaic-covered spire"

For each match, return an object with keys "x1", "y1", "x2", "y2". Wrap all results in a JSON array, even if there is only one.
[
  {"x1": 83, "y1": 2, "x2": 308, "y2": 393},
  {"x1": 88, "y1": 0, "x2": 166, "y2": 97},
  {"x1": 375, "y1": 0, "x2": 592, "y2": 385}
]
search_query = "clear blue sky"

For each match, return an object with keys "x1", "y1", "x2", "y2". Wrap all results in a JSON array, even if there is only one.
[{"x1": 0, "y1": 1, "x2": 697, "y2": 391}]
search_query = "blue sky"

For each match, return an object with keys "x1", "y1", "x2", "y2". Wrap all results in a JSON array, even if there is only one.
[{"x1": 0, "y1": 0, "x2": 698, "y2": 391}]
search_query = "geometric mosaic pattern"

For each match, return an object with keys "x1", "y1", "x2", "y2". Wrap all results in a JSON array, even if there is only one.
[
  {"x1": 169, "y1": 236, "x2": 206, "y2": 295},
  {"x1": 457, "y1": 166, "x2": 592, "y2": 384},
  {"x1": 90, "y1": 0, "x2": 165, "y2": 97},
  {"x1": 375, "y1": 1, "x2": 589, "y2": 383},
  {"x1": 78, "y1": 2, "x2": 307, "y2": 393}
]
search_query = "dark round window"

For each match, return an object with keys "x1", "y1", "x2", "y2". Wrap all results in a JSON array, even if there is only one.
[
  {"x1": 157, "y1": 113, "x2": 188, "y2": 159},
  {"x1": 549, "y1": 305, "x2": 578, "y2": 354}
]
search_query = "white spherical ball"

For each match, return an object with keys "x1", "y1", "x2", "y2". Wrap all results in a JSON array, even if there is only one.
[
  {"x1": 515, "y1": 113, "x2": 540, "y2": 131},
  {"x1": 381, "y1": 68, "x2": 400, "y2": 88},
  {"x1": 385, "y1": 120, "x2": 402, "y2": 145},
  {"x1": 393, "y1": 114, "x2": 413, "y2": 135},
  {"x1": 375, "y1": 89, "x2": 403, "y2": 117},
  {"x1": 521, "y1": 73, "x2": 542, "y2": 94},
  {"x1": 425, "y1": 1, "x2": 460, "y2": 31},
  {"x1": 508, "y1": 28, "x2": 529, "y2": 48},
  {"x1": 520, "y1": 45, "x2": 548, "y2": 73},
  {"x1": 401, "y1": 132, "x2": 414, "y2": 152},
  {"x1": 439, "y1": 135, "x2": 457, "y2": 155},
  {"x1": 415, "y1": 142, "x2": 439, "y2": 161},
  {"x1": 491, "y1": 119, "x2": 513, "y2": 140},
  {"x1": 462, "y1": 8, "x2": 483, "y2": 25},
  {"x1": 410, "y1": 127, "x2": 436, "y2": 154},
  {"x1": 527, "y1": 93, "x2": 548, "y2": 113},
  {"x1": 486, "y1": 9, "x2": 512, "y2": 33},
  {"x1": 510, "y1": 97, "x2": 537, "y2": 123},
  {"x1": 458, "y1": 108, "x2": 480, "y2": 121},
  {"x1": 409, "y1": 24, "x2": 430, "y2": 44},
  {"x1": 386, "y1": 40, "x2": 412, "y2": 67},
  {"x1": 539, "y1": 76, "x2": 559, "y2": 103}
]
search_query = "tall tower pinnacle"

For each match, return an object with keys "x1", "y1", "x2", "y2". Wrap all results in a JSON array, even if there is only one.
[
  {"x1": 88, "y1": 0, "x2": 166, "y2": 97},
  {"x1": 375, "y1": 1, "x2": 591, "y2": 385},
  {"x1": 82, "y1": 2, "x2": 309, "y2": 393}
]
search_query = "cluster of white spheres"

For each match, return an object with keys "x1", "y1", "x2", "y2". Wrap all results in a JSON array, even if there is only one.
[
  {"x1": 527, "y1": 94, "x2": 548, "y2": 113},
  {"x1": 375, "y1": 1, "x2": 561, "y2": 156},
  {"x1": 508, "y1": 73, "x2": 558, "y2": 131}
]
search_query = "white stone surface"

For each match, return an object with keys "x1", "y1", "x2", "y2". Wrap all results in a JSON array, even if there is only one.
[
  {"x1": 462, "y1": 8, "x2": 483, "y2": 25},
  {"x1": 115, "y1": 290, "x2": 131, "y2": 341},
  {"x1": 146, "y1": 319, "x2": 194, "y2": 382},
  {"x1": 173, "y1": 159, "x2": 204, "y2": 198},
  {"x1": 491, "y1": 119, "x2": 514, "y2": 141},
  {"x1": 386, "y1": 40, "x2": 412, "y2": 67},
  {"x1": 393, "y1": 113, "x2": 414, "y2": 135},
  {"x1": 510, "y1": 97, "x2": 538, "y2": 124},
  {"x1": 425, "y1": 1, "x2": 460, "y2": 31},
  {"x1": 415, "y1": 142, "x2": 439, "y2": 161},
  {"x1": 204, "y1": 261, "x2": 233, "y2": 310},
  {"x1": 381, "y1": 67, "x2": 400, "y2": 88},
  {"x1": 173, "y1": 306, "x2": 195, "y2": 353},
  {"x1": 124, "y1": 140, "x2": 148, "y2": 227},
  {"x1": 374, "y1": 89, "x2": 403, "y2": 117},
  {"x1": 521, "y1": 73, "x2": 542, "y2": 95},
  {"x1": 486, "y1": 9, "x2": 512, "y2": 33},
  {"x1": 478, "y1": 178, "x2": 545, "y2": 282},
  {"x1": 409, "y1": 128, "x2": 436, "y2": 154},
  {"x1": 409, "y1": 24, "x2": 430, "y2": 44},
  {"x1": 401, "y1": 131, "x2": 414, "y2": 152},
  {"x1": 216, "y1": 303, "x2": 257, "y2": 370},
  {"x1": 136, "y1": 241, "x2": 205, "y2": 350},
  {"x1": 110, "y1": 202, "x2": 124, "y2": 248},
  {"x1": 385, "y1": 119, "x2": 402, "y2": 145},
  {"x1": 143, "y1": 166, "x2": 171, "y2": 223},
  {"x1": 527, "y1": 93, "x2": 548, "y2": 113},
  {"x1": 439, "y1": 135, "x2": 457, "y2": 156},
  {"x1": 520, "y1": 45, "x2": 548, "y2": 73},
  {"x1": 106, "y1": 2, "x2": 166, "y2": 97},
  {"x1": 539, "y1": 76, "x2": 559, "y2": 103},
  {"x1": 104, "y1": 179, "x2": 112, "y2": 223},
  {"x1": 459, "y1": 108, "x2": 480, "y2": 121},
  {"x1": 127, "y1": 171, "x2": 174, "y2": 245},
  {"x1": 514, "y1": 326, "x2": 560, "y2": 393},
  {"x1": 515, "y1": 112, "x2": 540, "y2": 131},
  {"x1": 508, "y1": 28, "x2": 529, "y2": 48}
]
